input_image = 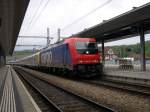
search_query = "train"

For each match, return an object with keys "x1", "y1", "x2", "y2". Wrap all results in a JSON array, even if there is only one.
[{"x1": 13, "y1": 37, "x2": 103, "y2": 77}]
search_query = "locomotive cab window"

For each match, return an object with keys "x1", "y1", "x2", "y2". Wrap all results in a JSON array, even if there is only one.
[{"x1": 76, "y1": 41, "x2": 98, "y2": 54}]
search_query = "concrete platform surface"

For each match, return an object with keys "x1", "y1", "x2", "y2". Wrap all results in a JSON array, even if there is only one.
[
  {"x1": 104, "y1": 65, "x2": 150, "y2": 86},
  {"x1": 0, "y1": 66, "x2": 41, "y2": 112},
  {"x1": 104, "y1": 69, "x2": 150, "y2": 80},
  {"x1": 104, "y1": 64, "x2": 150, "y2": 80}
]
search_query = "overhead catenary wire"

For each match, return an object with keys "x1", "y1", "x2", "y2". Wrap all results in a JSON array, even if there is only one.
[
  {"x1": 24, "y1": 0, "x2": 43, "y2": 32},
  {"x1": 61, "y1": 0, "x2": 112, "y2": 31},
  {"x1": 18, "y1": 0, "x2": 51, "y2": 51},
  {"x1": 28, "y1": 0, "x2": 51, "y2": 29},
  {"x1": 20, "y1": 0, "x2": 111, "y2": 47},
  {"x1": 21, "y1": 0, "x2": 45, "y2": 45}
]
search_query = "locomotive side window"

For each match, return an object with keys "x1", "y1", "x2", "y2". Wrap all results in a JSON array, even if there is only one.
[{"x1": 76, "y1": 41, "x2": 98, "y2": 54}]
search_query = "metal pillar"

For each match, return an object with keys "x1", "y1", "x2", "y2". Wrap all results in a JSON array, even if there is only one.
[
  {"x1": 47, "y1": 28, "x2": 50, "y2": 45},
  {"x1": 139, "y1": 26, "x2": 146, "y2": 71},
  {"x1": 102, "y1": 40, "x2": 105, "y2": 65},
  {"x1": 0, "y1": 51, "x2": 6, "y2": 67},
  {"x1": 57, "y1": 28, "x2": 60, "y2": 42}
]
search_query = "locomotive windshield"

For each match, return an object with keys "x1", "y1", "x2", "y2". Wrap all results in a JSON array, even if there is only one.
[{"x1": 76, "y1": 41, "x2": 98, "y2": 54}]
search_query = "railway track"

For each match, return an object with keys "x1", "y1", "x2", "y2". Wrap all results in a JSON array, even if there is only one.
[
  {"x1": 16, "y1": 69, "x2": 63, "y2": 112},
  {"x1": 81, "y1": 78, "x2": 150, "y2": 96},
  {"x1": 15, "y1": 68, "x2": 115, "y2": 112}
]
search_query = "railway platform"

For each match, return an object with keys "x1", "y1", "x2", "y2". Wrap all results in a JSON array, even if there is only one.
[
  {"x1": 104, "y1": 65, "x2": 150, "y2": 86},
  {"x1": 0, "y1": 65, "x2": 41, "y2": 112}
]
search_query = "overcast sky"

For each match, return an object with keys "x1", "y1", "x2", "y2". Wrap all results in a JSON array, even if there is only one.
[{"x1": 15, "y1": 0, "x2": 150, "y2": 50}]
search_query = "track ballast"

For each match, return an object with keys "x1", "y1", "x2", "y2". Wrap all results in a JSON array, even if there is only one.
[{"x1": 15, "y1": 68, "x2": 115, "y2": 112}]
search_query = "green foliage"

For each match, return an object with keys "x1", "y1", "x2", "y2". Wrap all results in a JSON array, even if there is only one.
[
  {"x1": 13, "y1": 50, "x2": 34, "y2": 56},
  {"x1": 145, "y1": 41, "x2": 150, "y2": 57},
  {"x1": 111, "y1": 40, "x2": 150, "y2": 58},
  {"x1": 6, "y1": 50, "x2": 35, "y2": 61}
]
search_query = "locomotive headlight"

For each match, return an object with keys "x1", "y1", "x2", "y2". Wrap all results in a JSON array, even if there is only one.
[
  {"x1": 93, "y1": 60, "x2": 98, "y2": 62},
  {"x1": 78, "y1": 60, "x2": 83, "y2": 63},
  {"x1": 86, "y1": 51, "x2": 89, "y2": 54}
]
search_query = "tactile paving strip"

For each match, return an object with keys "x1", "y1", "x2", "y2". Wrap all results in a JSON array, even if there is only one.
[{"x1": 0, "y1": 66, "x2": 16, "y2": 112}]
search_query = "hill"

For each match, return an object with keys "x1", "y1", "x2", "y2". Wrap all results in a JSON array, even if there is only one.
[
  {"x1": 111, "y1": 40, "x2": 150, "y2": 59},
  {"x1": 6, "y1": 50, "x2": 36, "y2": 62}
]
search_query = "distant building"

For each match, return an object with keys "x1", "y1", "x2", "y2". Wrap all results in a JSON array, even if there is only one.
[
  {"x1": 98, "y1": 46, "x2": 118, "y2": 61},
  {"x1": 105, "y1": 47, "x2": 118, "y2": 60}
]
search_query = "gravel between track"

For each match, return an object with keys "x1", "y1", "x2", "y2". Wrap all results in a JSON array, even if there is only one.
[{"x1": 17, "y1": 67, "x2": 150, "y2": 112}]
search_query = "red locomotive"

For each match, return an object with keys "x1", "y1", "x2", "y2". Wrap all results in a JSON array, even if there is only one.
[{"x1": 14, "y1": 37, "x2": 103, "y2": 77}]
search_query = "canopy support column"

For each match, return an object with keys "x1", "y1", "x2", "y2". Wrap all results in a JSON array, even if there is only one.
[
  {"x1": 102, "y1": 40, "x2": 105, "y2": 65},
  {"x1": 0, "y1": 50, "x2": 6, "y2": 67},
  {"x1": 139, "y1": 26, "x2": 146, "y2": 71}
]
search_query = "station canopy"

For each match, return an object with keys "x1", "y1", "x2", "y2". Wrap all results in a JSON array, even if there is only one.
[
  {"x1": 0, "y1": 0, "x2": 29, "y2": 55},
  {"x1": 75, "y1": 2, "x2": 150, "y2": 42}
]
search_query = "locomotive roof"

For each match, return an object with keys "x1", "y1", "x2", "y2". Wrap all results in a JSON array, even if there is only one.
[{"x1": 13, "y1": 37, "x2": 97, "y2": 62}]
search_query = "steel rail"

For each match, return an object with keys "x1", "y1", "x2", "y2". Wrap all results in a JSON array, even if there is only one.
[
  {"x1": 81, "y1": 78, "x2": 150, "y2": 96},
  {"x1": 15, "y1": 69, "x2": 63, "y2": 112},
  {"x1": 15, "y1": 67, "x2": 116, "y2": 112}
]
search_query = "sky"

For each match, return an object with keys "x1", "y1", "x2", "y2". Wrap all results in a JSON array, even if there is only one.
[{"x1": 15, "y1": 0, "x2": 150, "y2": 51}]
